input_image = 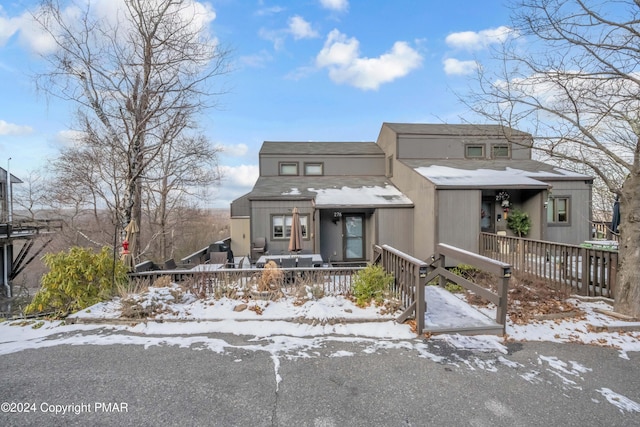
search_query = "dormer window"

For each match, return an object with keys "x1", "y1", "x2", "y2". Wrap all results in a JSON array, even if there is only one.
[
  {"x1": 279, "y1": 162, "x2": 298, "y2": 175},
  {"x1": 304, "y1": 163, "x2": 323, "y2": 176},
  {"x1": 492, "y1": 145, "x2": 510, "y2": 159},
  {"x1": 465, "y1": 144, "x2": 485, "y2": 158}
]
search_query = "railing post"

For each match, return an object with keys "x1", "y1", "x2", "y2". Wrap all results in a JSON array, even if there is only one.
[
  {"x1": 496, "y1": 275, "x2": 510, "y2": 327},
  {"x1": 415, "y1": 264, "x2": 427, "y2": 334},
  {"x1": 580, "y1": 247, "x2": 589, "y2": 296},
  {"x1": 438, "y1": 254, "x2": 446, "y2": 288}
]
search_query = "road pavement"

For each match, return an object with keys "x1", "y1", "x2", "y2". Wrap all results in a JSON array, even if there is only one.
[{"x1": 0, "y1": 330, "x2": 638, "y2": 426}]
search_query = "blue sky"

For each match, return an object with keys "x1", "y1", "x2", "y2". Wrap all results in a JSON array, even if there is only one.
[{"x1": 0, "y1": 0, "x2": 513, "y2": 208}]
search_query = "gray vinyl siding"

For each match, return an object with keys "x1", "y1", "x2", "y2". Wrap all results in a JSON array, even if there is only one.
[
  {"x1": 521, "y1": 190, "x2": 545, "y2": 240},
  {"x1": 260, "y1": 154, "x2": 385, "y2": 176},
  {"x1": 396, "y1": 134, "x2": 531, "y2": 160},
  {"x1": 319, "y1": 210, "x2": 343, "y2": 263},
  {"x1": 437, "y1": 189, "x2": 481, "y2": 259},
  {"x1": 389, "y1": 161, "x2": 436, "y2": 261},
  {"x1": 250, "y1": 200, "x2": 315, "y2": 255},
  {"x1": 375, "y1": 207, "x2": 414, "y2": 254},
  {"x1": 543, "y1": 180, "x2": 592, "y2": 244},
  {"x1": 230, "y1": 193, "x2": 251, "y2": 217}
]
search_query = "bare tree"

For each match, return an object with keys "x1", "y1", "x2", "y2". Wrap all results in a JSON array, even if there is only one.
[
  {"x1": 464, "y1": 0, "x2": 640, "y2": 317},
  {"x1": 143, "y1": 133, "x2": 222, "y2": 261},
  {"x1": 33, "y1": 0, "x2": 230, "y2": 255},
  {"x1": 12, "y1": 169, "x2": 49, "y2": 220}
]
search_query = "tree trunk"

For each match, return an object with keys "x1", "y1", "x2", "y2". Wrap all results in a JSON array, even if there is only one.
[{"x1": 613, "y1": 172, "x2": 640, "y2": 318}]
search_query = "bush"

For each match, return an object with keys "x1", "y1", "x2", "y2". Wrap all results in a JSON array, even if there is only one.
[
  {"x1": 352, "y1": 264, "x2": 394, "y2": 307},
  {"x1": 25, "y1": 246, "x2": 129, "y2": 316},
  {"x1": 447, "y1": 264, "x2": 479, "y2": 293},
  {"x1": 507, "y1": 209, "x2": 531, "y2": 237}
]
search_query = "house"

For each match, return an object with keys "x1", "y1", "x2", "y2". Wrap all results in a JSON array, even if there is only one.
[
  {"x1": 0, "y1": 167, "x2": 22, "y2": 297},
  {"x1": 0, "y1": 168, "x2": 61, "y2": 298},
  {"x1": 230, "y1": 123, "x2": 593, "y2": 265}
]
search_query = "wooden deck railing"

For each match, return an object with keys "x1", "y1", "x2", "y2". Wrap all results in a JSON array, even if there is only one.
[
  {"x1": 374, "y1": 244, "x2": 429, "y2": 331},
  {"x1": 128, "y1": 266, "x2": 363, "y2": 297},
  {"x1": 374, "y1": 243, "x2": 510, "y2": 335},
  {"x1": 428, "y1": 243, "x2": 511, "y2": 334},
  {"x1": 479, "y1": 233, "x2": 618, "y2": 298}
]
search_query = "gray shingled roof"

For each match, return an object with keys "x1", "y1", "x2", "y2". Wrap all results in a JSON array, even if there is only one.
[
  {"x1": 259, "y1": 141, "x2": 382, "y2": 156},
  {"x1": 383, "y1": 122, "x2": 531, "y2": 137},
  {"x1": 246, "y1": 175, "x2": 413, "y2": 207}
]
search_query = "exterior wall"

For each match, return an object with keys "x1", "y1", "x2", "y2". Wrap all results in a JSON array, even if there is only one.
[
  {"x1": 389, "y1": 161, "x2": 436, "y2": 261},
  {"x1": 260, "y1": 154, "x2": 385, "y2": 176},
  {"x1": 521, "y1": 190, "x2": 544, "y2": 241},
  {"x1": 395, "y1": 134, "x2": 532, "y2": 161},
  {"x1": 375, "y1": 126, "x2": 398, "y2": 177},
  {"x1": 251, "y1": 200, "x2": 315, "y2": 255},
  {"x1": 319, "y1": 210, "x2": 343, "y2": 263},
  {"x1": 374, "y1": 207, "x2": 414, "y2": 254},
  {"x1": 437, "y1": 189, "x2": 481, "y2": 257},
  {"x1": 230, "y1": 194, "x2": 251, "y2": 217},
  {"x1": 230, "y1": 217, "x2": 250, "y2": 258},
  {"x1": 544, "y1": 180, "x2": 592, "y2": 245}
]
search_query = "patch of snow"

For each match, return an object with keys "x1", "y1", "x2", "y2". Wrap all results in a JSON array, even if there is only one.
[
  {"x1": 308, "y1": 184, "x2": 412, "y2": 206},
  {"x1": 596, "y1": 388, "x2": 640, "y2": 413}
]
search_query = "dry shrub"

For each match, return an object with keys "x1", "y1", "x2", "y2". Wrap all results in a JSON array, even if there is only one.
[
  {"x1": 258, "y1": 261, "x2": 283, "y2": 292},
  {"x1": 153, "y1": 276, "x2": 172, "y2": 288}
]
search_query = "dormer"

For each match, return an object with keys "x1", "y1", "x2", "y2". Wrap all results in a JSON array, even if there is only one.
[{"x1": 377, "y1": 123, "x2": 533, "y2": 161}]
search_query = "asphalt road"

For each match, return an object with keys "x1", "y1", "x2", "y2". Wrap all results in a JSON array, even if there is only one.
[{"x1": 0, "y1": 331, "x2": 638, "y2": 427}]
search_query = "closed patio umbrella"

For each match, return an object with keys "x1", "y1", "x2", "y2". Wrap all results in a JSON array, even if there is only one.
[
  {"x1": 121, "y1": 219, "x2": 139, "y2": 271},
  {"x1": 288, "y1": 207, "x2": 303, "y2": 254},
  {"x1": 611, "y1": 196, "x2": 620, "y2": 234}
]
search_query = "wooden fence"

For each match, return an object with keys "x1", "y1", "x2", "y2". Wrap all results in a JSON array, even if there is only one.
[
  {"x1": 373, "y1": 244, "x2": 429, "y2": 331},
  {"x1": 127, "y1": 266, "x2": 363, "y2": 298},
  {"x1": 479, "y1": 233, "x2": 618, "y2": 298}
]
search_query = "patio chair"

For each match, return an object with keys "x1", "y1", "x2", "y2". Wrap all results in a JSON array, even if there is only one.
[
  {"x1": 280, "y1": 257, "x2": 296, "y2": 268},
  {"x1": 208, "y1": 252, "x2": 227, "y2": 266},
  {"x1": 251, "y1": 237, "x2": 267, "y2": 262},
  {"x1": 296, "y1": 257, "x2": 313, "y2": 268},
  {"x1": 164, "y1": 258, "x2": 178, "y2": 270},
  {"x1": 280, "y1": 257, "x2": 296, "y2": 284}
]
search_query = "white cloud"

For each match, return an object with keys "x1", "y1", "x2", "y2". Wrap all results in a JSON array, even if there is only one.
[
  {"x1": 288, "y1": 15, "x2": 319, "y2": 40},
  {"x1": 54, "y1": 129, "x2": 85, "y2": 147},
  {"x1": 0, "y1": 120, "x2": 33, "y2": 136},
  {"x1": 316, "y1": 29, "x2": 422, "y2": 90},
  {"x1": 238, "y1": 50, "x2": 273, "y2": 68},
  {"x1": 220, "y1": 143, "x2": 249, "y2": 157},
  {"x1": 4, "y1": 0, "x2": 217, "y2": 56},
  {"x1": 221, "y1": 164, "x2": 259, "y2": 188},
  {"x1": 445, "y1": 26, "x2": 515, "y2": 51},
  {"x1": 443, "y1": 58, "x2": 478, "y2": 76},
  {"x1": 319, "y1": 0, "x2": 349, "y2": 12},
  {"x1": 212, "y1": 164, "x2": 259, "y2": 207}
]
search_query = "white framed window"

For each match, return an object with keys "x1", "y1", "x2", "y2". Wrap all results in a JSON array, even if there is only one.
[
  {"x1": 279, "y1": 162, "x2": 298, "y2": 175},
  {"x1": 547, "y1": 197, "x2": 570, "y2": 224},
  {"x1": 304, "y1": 163, "x2": 323, "y2": 176},
  {"x1": 271, "y1": 214, "x2": 309, "y2": 239},
  {"x1": 492, "y1": 145, "x2": 510, "y2": 158},
  {"x1": 465, "y1": 144, "x2": 485, "y2": 158}
]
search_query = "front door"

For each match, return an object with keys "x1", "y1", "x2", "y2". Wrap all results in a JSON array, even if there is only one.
[
  {"x1": 481, "y1": 199, "x2": 495, "y2": 233},
  {"x1": 343, "y1": 214, "x2": 364, "y2": 260}
]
